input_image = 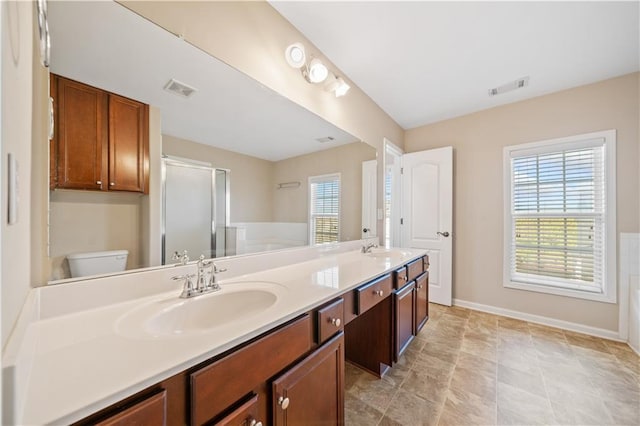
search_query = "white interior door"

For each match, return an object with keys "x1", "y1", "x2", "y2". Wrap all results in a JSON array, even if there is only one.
[
  {"x1": 361, "y1": 160, "x2": 377, "y2": 238},
  {"x1": 401, "y1": 147, "x2": 453, "y2": 306}
]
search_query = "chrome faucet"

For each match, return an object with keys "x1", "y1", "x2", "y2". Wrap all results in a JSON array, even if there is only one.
[
  {"x1": 361, "y1": 242, "x2": 378, "y2": 253},
  {"x1": 173, "y1": 255, "x2": 227, "y2": 298},
  {"x1": 172, "y1": 250, "x2": 189, "y2": 265}
]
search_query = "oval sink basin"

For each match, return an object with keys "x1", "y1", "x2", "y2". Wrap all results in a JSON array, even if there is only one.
[
  {"x1": 117, "y1": 282, "x2": 283, "y2": 339},
  {"x1": 365, "y1": 248, "x2": 411, "y2": 259}
]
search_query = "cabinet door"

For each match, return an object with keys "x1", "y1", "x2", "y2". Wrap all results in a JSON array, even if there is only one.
[
  {"x1": 95, "y1": 390, "x2": 166, "y2": 426},
  {"x1": 273, "y1": 333, "x2": 344, "y2": 426},
  {"x1": 108, "y1": 94, "x2": 149, "y2": 193},
  {"x1": 53, "y1": 75, "x2": 108, "y2": 190},
  {"x1": 415, "y1": 272, "x2": 429, "y2": 334},
  {"x1": 395, "y1": 282, "x2": 415, "y2": 360}
]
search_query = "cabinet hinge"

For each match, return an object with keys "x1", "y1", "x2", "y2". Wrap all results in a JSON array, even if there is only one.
[
  {"x1": 400, "y1": 167, "x2": 404, "y2": 175},
  {"x1": 400, "y1": 218, "x2": 404, "y2": 225}
]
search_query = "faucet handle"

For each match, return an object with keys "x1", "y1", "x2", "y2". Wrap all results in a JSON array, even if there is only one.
[
  {"x1": 171, "y1": 273, "x2": 195, "y2": 282},
  {"x1": 213, "y1": 263, "x2": 227, "y2": 273},
  {"x1": 173, "y1": 273, "x2": 197, "y2": 298}
]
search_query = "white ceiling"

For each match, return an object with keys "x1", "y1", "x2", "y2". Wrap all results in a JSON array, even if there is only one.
[
  {"x1": 48, "y1": 1, "x2": 357, "y2": 162},
  {"x1": 271, "y1": 1, "x2": 640, "y2": 129}
]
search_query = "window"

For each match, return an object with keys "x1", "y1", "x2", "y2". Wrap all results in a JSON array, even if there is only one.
[
  {"x1": 309, "y1": 174, "x2": 340, "y2": 244},
  {"x1": 503, "y1": 130, "x2": 616, "y2": 303}
]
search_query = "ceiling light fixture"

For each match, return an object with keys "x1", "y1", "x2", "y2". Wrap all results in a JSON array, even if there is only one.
[
  {"x1": 305, "y1": 58, "x2": 329, "y2": 83},
  {"x1": 285, "y1": 42, "x2": 306, "y2": 69},
  {"x1": 284, "y1": 42, "x2": 349, "y2": 97},
  {"x1": 324, "y1": 73, "x2": 351, "y2": 97}
]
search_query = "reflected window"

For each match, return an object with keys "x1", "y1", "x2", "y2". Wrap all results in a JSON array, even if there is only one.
[{"x1": 309, "y1": 174, "x2": 341, "y2": 244}]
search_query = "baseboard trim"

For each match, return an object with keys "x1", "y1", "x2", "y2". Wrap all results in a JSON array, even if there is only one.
[{"x1": 453, "y1": 298, "x2": 623, "y2": 342}]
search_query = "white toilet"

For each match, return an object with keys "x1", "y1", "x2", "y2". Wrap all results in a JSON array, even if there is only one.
[{"x1": 66, "y1": 250, "x2": 129, "y2": 278}]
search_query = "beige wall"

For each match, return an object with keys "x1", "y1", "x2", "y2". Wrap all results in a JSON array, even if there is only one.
[
  {"x1": 2, "y1": 0, "x2": 34, "y2": 348},
  {"x1": 405, "y1": 73, "x2": 640, "y2": 332},
  {"x1": 120, "y1": 0, "x2": 403, "y2": 237},
  {"x1": 273, "y1": 142, "x2": 376, "y2": 242},
  {"x1": 48, "y1": 191, "x2": 145, "y2": 280},
  {"x1": 163, "y1": 134, "x2": 275, "y2": 223}
]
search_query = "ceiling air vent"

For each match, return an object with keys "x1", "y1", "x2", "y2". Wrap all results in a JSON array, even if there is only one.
[
  {"x1": 164, "y1": 79, "x2": 197, "y2": 98},
  {"x1": 316, "y1": 136, "x2": 335, "y2": 143},
  {"x1": 488, "y1": 76, "x2": 529, "y2": 97}
]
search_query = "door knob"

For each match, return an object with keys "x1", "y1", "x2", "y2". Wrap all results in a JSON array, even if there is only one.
[
  {"x1": 437, "y1": 231, "x2": 450, "y2": 238},
  {"x1": 278, "y1": 396, "x2": 290, "y2": 410},
  {"x1": 363, "y1": 227, "x2": 370, "y2": 233}
]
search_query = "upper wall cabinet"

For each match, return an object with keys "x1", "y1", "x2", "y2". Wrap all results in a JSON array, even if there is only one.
[{"x1": 50, "y1": 74, "x2": 149, "y2": 194}]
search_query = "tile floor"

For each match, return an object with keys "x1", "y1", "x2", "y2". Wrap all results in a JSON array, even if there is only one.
[{"x1": 344, "y1": 304, "x2": 640, "y2": 425}]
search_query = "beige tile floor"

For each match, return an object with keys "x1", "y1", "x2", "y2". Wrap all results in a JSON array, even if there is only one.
[{"x1": 345, "y1": 304, "x2": 640, "y2": 425}]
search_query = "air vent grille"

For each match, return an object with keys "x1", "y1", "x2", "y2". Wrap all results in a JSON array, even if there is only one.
[
  {"x1": 316, "y1": 136, "x2": 335, "y2": 143},
  {"x1": 488, "y1": 76, "x2": 529, "y2": 97},
  {"x1": 164, "y1": 79, "x2": 197, "y2": 98}
]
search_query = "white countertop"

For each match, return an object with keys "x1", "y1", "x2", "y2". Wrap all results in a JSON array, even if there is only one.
[{"x1": 5, "y1": 245, "x2": 425, "y2": 425}]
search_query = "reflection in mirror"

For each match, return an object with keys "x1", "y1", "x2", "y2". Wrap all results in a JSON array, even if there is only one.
[{"x1": 46, "y1": 1, "x2": 376, "y2": 282}]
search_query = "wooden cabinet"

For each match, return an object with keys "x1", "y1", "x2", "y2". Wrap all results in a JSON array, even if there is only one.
[
  {"x1": 74, "y1": 255, "x2": 430, "y2": 425},
  {"x1": 190, "y1": 315, "x2": 312, "y2": 425},
  {"x1": 356, "y1": 273, "x2": 393, "y2": 314},
  {"x1": 316, "y1": 298, "x2": 344, "y2": 344},
  {"x1": 415, "y1": 272, "x2": 429, "y2": 334},
  {"x1": 94, "y1": 390, "x2": 166, "y2": 426},
  {"x1": 273, "y1": 333, "x2": 344, "y2": 426},
  {"x1": 345, "y1": 274, "x2": 394, "y2": 377},
  {"x1": 213, "y1": 394, "x2": 262, "y2": 426},
  {"x1": 394, "y1": 282, "x2": 415, "y2": 360},
  {"x1": 51, "y1": 74, "x2": 149, "y2": 194}
]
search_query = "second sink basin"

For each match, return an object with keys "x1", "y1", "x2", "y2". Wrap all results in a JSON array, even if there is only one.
[
  {"x1": 365, "y1": 248, "x2": 411, "y2": 259},
  {"x1": 116, "y1": 282, "x2": 284, "y2": 339}
]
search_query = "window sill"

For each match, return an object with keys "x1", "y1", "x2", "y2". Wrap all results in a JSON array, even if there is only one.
[{"x1": 504, "y1": 280, "x2": 616, "y2": 303}]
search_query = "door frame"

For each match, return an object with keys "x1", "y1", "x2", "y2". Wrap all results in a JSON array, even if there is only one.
[{"x1": 383, "y1": 138, "x2": 403, "y2": 248}]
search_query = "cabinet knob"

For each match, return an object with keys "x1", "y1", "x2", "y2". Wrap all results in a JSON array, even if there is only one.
[
  {"x1": 331, "y1": 318, "x2": 341, "y2": 327},
  {"x1": 278, "y1": 396, "x2": 290, "y2": 410},
  {"x1": 96, "y1": 181, "x2": 102, "y2": 185},
  {"x1": 249, "y1": 420, "x2": 263, "y2": 426},
  {"x1": 109, "y1": 182, "x2": 115, "y2": 186},
  {"x1": 404, "y1": 275, "x2": 408, "y2": 281},
  {"x1": 417, "y1": 284, "x2": 423, "y2": 289},
  {"x1": 374, "y1": 290, "x2": 384, "y2": 297}
]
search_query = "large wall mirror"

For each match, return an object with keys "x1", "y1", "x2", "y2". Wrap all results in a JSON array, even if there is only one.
[{"x1": 45, "y1": 1, "x2": 377, "y2": 282}]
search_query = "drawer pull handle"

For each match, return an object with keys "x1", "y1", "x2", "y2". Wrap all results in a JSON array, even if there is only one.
[
  {"x1": 331, "y1": 318, "x2": 341, "y2": 327},
  {"x1": 249, "y1": 420, "x2": 263, "y2": 426},
  {"x1": 278, "y1": 396, "x2": 290, "y2": 410},
  {"x1": 417, "y1": 284, "x2": 423, "y2": 289},
  {"x1": 96, "y1": 180, "x2": 102, "y2": 185},
  {"x1": 374, "y1": 290, "x2": 384, "y2": 297}
]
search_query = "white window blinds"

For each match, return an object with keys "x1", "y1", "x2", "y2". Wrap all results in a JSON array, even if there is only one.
[
  {"x1": 310, "y1": 174, "x2": 340, "y2": 244},
  {"x1": 509, "y1": 141, "x2": 606, "y2": 293}
]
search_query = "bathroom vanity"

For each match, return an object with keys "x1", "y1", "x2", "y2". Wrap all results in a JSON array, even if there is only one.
[{"x1": 2, "y1": 242, "x2": 428, "y2": 425}]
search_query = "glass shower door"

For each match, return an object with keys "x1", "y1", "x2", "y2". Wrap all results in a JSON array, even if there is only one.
[{"x1": 162, "y1": 158, "x2": 215, "y2": 264}]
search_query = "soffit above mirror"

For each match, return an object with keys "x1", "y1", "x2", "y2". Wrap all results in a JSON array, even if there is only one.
[{"x1": 48, "y1": 0, "x2": 357, "y2": 162}]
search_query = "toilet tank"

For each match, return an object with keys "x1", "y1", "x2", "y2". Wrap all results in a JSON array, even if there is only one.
[{"x1": 66, "y1": 250, "x2": 129, "y2": 278}]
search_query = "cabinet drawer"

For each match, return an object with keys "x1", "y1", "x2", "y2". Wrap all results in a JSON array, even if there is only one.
[
  {"x1": 95, "y1": 390, "x2": 166, "y2": 426},
  {"x1": 317, "y1": 298, "x2": 344, "y2": 344},
  {"x1": 190, "y1": 315, "x2": 312, "y2": 426},
  {"x1": 407, "y1": 258, "x2": 424, "y2": 282},
  {"x1": 356, "y1": 274, "x2": 392, "y2": 315},
  {"x1": 214, "y1": 394, "x2": 261, "y2": 426},
  {"x1": 393, "y1": 267, "x2": 408, "y2": 289}
]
